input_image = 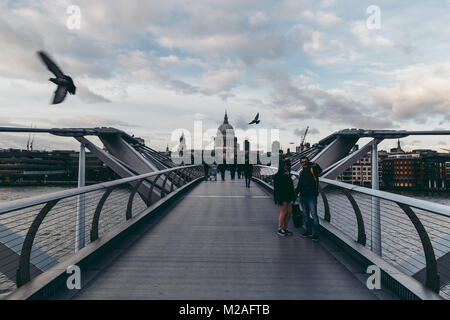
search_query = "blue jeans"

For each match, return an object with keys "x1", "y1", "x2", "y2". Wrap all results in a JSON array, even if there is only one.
[{"x1": 300, "y1": 196, "x2": 319, "y2": 236}]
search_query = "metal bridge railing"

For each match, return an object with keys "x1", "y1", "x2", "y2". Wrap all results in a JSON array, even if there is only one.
[
  {"x1": 0, "y1": 165, "x2": 204, "y2": 298},
  {"x1": 252, "y1": 165, "x2": 450, "y2": 300}
]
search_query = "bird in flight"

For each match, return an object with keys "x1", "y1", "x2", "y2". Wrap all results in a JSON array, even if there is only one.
[
  {"x1": 37, "y1": 51, "x2": 76, "y2": 104},
  {"x1": 248, "y1": 113, "x2": 260, "y2": 125}
]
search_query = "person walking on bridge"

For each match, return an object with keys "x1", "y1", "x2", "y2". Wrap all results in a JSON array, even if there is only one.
[
  {"x1": 203, "y1": 162, "x2": 210, "y2": 181},
  {"x1": 210, "y1": 162, "x2": 218, "y2": 181},
  {"x1": 274, "y1": 159, "x2": 295, "y2": 237},
  {"x1": 295, "y1": 156, "x2": 322, "y2": 242},
  {"x1": 243, "y1": 161, "x2": 253, "y2": 188},
  {"x1": 230, "y1": 162, "x2": 237, "y2": 180}
]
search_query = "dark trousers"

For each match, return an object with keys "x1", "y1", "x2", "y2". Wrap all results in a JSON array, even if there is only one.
[
  {"x1": 244, "y1": 174, "x2": 251, "y2": 187},
  {"x1": 300, "y1": 196, "x2": 319, "y2": 236}
]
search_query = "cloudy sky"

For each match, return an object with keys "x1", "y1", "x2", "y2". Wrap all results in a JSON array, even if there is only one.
[{"x1": 0, "y1": 0, "x2": 449, "y2": 152}]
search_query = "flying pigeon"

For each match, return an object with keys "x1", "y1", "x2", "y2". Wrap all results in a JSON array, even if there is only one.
[
  {"x1": 248, "y1": 113, "x2": 260, "y2": 125},
  {"x1": 37, "y1": 51, "x2": 76, "y2": 104}
]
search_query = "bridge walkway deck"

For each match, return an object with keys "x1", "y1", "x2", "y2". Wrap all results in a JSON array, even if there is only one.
[{"x1": 66, "y1": 178, "x2": 382, "y2": 299}]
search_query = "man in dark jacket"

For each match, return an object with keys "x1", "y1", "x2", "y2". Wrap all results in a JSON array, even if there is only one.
[
  {"x1": 243, "y1": 162, "x2": 253, "y2": 188},
  {"x1": 218, "y1": 163, "x2": 226, "y2": 181},
  {"x1": 295, "y1": 156, "x2": 322, "y2": 241}
]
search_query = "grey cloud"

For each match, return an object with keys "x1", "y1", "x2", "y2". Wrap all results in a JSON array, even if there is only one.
[
  {"x1": 148, "y1": 3, "x2": 289, "y2": 66},
  {"x1": 0, "y1": 117, "x2": 25, "y2": 127},
  {"x1": 394, "y1": 36, "x2": 416, "y2": 56},
  {"x1": 294, "y1": 127, "x2": 319, "y2": 136},
  {"x1": 264, "y1": 70, "x2": 394, "y2": 129},
  {"x1": 218, "y1": 92, "x2": 236, "y2": 101},
  {"x1": 0, "y1": 16, "x2": 46, "y2": 80},
  {"x1": 131, "y1": 67, "x2": 202, "y2": 95},
  {"x1": 239, "y1": 98, "x2": 266, "y2": 108},
  {"x1": 0, "y1": 3, "x2": 114, "y2": 81},
  {"x1": 1, "y1": 0, "x2": 448, "y2": 140},
  {"x1": 182, "y1": 113, "x2": 211, "y2": 121},
  {"x1": 371, "y1": 77, "x2": 450, "y2": 124},
  {"x1": 167, "y1": 79, "x2": 202, "y2": 95},
  {"x1": 233, "y1": 116, "x2": 251, "y2": 130},
  {"x1": 77, "y1": 85, "x2": 111, "y2": 103},
  {"x1": 21, "y1": 116, "x2": 137, "y2": 129},
  {"x1": 131, "y1": 66, "x2": 239, "y2": 98}
]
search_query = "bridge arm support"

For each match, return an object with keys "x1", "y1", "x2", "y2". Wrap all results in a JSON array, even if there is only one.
[
  {"x1": 126, "y1": 179, "x2": 145, "y2": 220},
  {"x1": 90, "y1": 187, "x2": 116, "y2": 242},
  {"x1": 341, "y1": 189, "x2": 366, "y2": 246},
  {"x1": 16, "y1": 200, "x2": 60, "y2": 287},
  {"x1": 319, "y1": 187, "x2": 331, "y2": 223},
  {"x1": 397, "y1": 203, "x2": 440, "y2": 293}
]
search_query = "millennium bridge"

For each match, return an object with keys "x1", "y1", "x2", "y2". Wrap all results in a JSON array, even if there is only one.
[{"x1": 0, "y1": 127, "x2": 449, "y2": 300}]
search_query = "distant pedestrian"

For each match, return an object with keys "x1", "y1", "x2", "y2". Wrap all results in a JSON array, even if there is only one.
[
  {"x1": 210, "y1": 163, "x2": 218, "y2": 181},
  {"x1": 243, "y1": 162, "x2": 253, "y2": 188},
  {"x1": 229, "y1": 163, "x2": 236, "y2": 180},
  {"x1": 203, "y1": 163, "x2": 210, "y2": 181},
  {"x1": 218, "y1": 163, "x2": 226, "y2": 181},
  {"x1": 237, "y1": 164, "x2": 243, "y2": 179},
  {"x1": 295, "y1": 156, "x2": 322, "y2": 242},
  {"x1": 273, "y1": 159, "x2": 296, "y2": 237}
]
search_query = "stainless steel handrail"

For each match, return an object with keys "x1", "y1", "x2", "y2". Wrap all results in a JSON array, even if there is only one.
[
  {"x1": 319, "y1": 178, "x2": 450, "y2": 218},
  {"x1": 255, "y1": 165, "x2": 450, "y2": 218},
  {"x1": 0, "y1": 164, "x2": 204, "y2": 288},
  {"x1": 0, "y1": 165, "x2": 200, "y2": 216},
  {"x1": 252, "y1": 164, "x2": 449, "y2": 295}
]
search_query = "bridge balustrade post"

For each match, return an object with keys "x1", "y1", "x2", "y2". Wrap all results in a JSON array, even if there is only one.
[
  {"x1": 319, "y1": 187, "x2": 331, "y2": 222},
  {"x1": 76, "y1": 142, "x2": 86, "y2": 252},
  {"x1": 341, "y1": 189, "x2": 366, "y2": 246},
  {"x1": 16, "y1": 200, "x2": 60, "y2": 287},
  {"x1": 170, "y1": 171, "x2": 176, "y2": 192},
  {"x1": 161, "y1": 173, "x2": 172, "y2": 197},
  {"x1": 397, "y1": 203, "x2": 440, "y2": 293},
  {"x1": 185, "y1": 168, "x2": 193, "y2": 181},
  {"x1": 90, "y1": 187, "x2": 116, "y2": 242},
  {"x1": 372, "y1": 143, "x2": 382, "y2": 255},
  {"x1": 191, "y1": 167, "x2": 198, "y2": 179},
  {"x1": 126, "y1": 179, "x2": 144, "y2": 220},
  {"x1": 197, "y1": 165, "x2": 203, "y2": 178},
  {"x1": 173, "y1": 169, "x2": 183, "y2": 188},
  {"x1": 147, "y1": 174, "x2": 162, "y2": 204},
  {"x1": 180, "y1": 169, "x2": 188, "y2": 184},
  {"x1": 191, "y1": 166, "x2": 197, "y2": 179},
  {"x1": 255, "y1": 166, "x2": 261, "y2": 179}
]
